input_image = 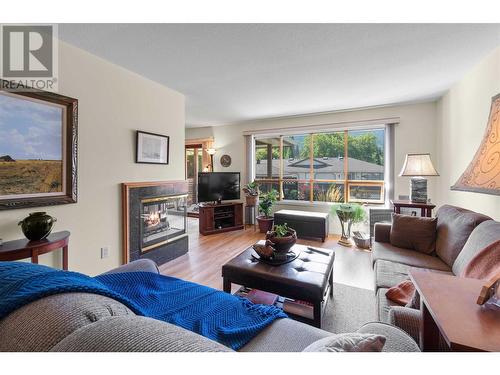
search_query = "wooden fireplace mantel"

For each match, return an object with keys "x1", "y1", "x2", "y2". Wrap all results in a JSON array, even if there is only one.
[{"x1": 122, "y1": 180, "x2": 189, "y2": 265}]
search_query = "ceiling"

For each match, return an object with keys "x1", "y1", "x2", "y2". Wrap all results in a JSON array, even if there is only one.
[{"x1": 59, "y1": 24, "x2": 500, "y2": 127}]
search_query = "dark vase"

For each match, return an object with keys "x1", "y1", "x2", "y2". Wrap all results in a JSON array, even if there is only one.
[{"x1": 18, "y1": 212, "x2": 57, "y2": 241}]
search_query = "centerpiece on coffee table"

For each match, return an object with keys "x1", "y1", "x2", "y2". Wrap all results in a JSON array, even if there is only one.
[
  {"x1": 266, "y1": 223, "x2": 297, "y2": 254},
  {"x1": 252, "y1": 223, "x2": 298, "y2": 264}
]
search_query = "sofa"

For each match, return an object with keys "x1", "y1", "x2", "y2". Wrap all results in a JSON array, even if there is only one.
[
  {"x1": 372, "y1": 204, "x2": 500, "y2": 344},
  {"x1": 0, "y1": 259, "x2": 419, "y2": 352}
]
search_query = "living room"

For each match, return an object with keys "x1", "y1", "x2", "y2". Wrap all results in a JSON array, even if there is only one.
[{"x1": 1, "y1": 1, "x2": 500, "y2": 373}]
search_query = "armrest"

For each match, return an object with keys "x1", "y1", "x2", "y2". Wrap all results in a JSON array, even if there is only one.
[
  {"x1": 50, "y1": 316, "x2": 233, "y2": 352},
  {"x1": 374, "y1": 222, "x2": 391, "y2": 243},
  {"x1": 388, "y1": 306, "x2": 421, "y2": 345},
  {"x1": 100, "y1": 259, "x2": 160, "y2": 276},
  {"x1": 357, "y1": 321, "x2": 420, "y2": 352}
]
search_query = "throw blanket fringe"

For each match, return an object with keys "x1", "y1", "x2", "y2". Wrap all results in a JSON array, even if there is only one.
[{"x1": 0, "y1": 262, "x2": 287, "y2": 350}]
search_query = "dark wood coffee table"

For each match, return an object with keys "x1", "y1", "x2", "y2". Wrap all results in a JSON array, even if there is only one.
[{"x1": 221, "y1": 243, "x2": 335, "y2": 328}]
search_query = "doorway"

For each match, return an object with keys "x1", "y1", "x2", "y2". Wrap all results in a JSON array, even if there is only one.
[{"x1": 185, "y1": 144, "x2": 203, "y2": 206}]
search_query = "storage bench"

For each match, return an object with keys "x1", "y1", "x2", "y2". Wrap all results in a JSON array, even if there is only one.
[{"x1": 274, "y1": 209, "x2": 329, "y2": 242}]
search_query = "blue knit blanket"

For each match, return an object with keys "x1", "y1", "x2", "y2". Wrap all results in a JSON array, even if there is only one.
[{"x1": 0, "y1": 261, "x2": 286, "y2": 350}]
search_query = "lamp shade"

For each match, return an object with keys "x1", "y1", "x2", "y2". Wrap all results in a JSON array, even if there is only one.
[
  {"x1": 399, "y1": 153, "x2": 439, "y2": 177},
  {"x1": 451, "y1": 93, "x2": 500, "y2": 196},
  {"x1": 206, "y1": 148, "x2": 217, "y2": 155}
]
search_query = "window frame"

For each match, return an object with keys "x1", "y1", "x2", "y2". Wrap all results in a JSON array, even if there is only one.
[{"x1": 253, "y1": 128, "x2": 386, "y2": 204}]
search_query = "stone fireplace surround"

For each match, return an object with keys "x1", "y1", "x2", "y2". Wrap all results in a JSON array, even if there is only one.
[{"x1": 122, "y1": 181, "x2": 189, "y2": 266}]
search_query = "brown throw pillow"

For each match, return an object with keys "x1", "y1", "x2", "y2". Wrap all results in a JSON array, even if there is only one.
[
  {"x1": 390, "y1": 213, "x2": 437, "y2": 254},
  {"x1": 435, "y1": 205, "x2": 491, "y2": 267}
]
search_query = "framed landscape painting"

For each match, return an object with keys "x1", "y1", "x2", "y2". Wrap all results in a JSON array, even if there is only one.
[
  {"x1": 136, "y1": 130, "x2": 169, "y2": 164},
  {"x1": 0, "y1": 82, "x2": 78, "y2": 210}
]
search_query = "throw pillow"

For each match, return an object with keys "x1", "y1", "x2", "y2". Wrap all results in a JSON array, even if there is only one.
[
  {"x1": 435, "y1": 205, "x2": 491, "y2": 267},
  {"x1": 385, "y1": 279, "x2": 415, "y2": 306},
  {"x1": 302, "y1": 333, "x2": 386, "y2": 352},
  {"x1": 390, "y1": 213, "x2": 437, "y2": 254}
]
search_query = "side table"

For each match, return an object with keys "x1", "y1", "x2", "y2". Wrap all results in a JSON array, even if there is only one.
[
  {"x1": 391, "y1": 200, "x2": 436, "y2": 217},
  {"x1": 410, "y1": 268, "x2": 500, "y2": 352},
  {"x1": 0, "y1": 231, "x2": 70, "y2": 270}
]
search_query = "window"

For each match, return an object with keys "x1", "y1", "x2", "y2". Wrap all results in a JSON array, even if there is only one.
[{"x1": 253, "y1": 128, "x2": 385, "y2": 203}]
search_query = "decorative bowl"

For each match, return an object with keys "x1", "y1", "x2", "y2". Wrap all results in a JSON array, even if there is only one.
[{"x1": 265, "y1": 229, "x2": 297, "y2": 254}]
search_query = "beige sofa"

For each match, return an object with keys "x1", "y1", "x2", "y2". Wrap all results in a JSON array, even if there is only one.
[{"x1": 372, "y1": 205, "x2": 500, "y2": 344}]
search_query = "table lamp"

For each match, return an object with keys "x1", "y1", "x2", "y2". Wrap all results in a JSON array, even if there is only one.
[
  {"x1": 206, "y1": 148, "x2": 217, "y2": 172},
  {"x1": 399, "y1": 153, "x2": 439, "y2": 203}
]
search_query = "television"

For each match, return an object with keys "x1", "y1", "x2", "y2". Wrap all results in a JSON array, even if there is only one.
[{"x1": 198, "y1": 172, "x2": 240, "y2": 203}]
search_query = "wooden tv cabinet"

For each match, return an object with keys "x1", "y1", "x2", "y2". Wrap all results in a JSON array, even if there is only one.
[{"x1": 199, "y1": 202, "x2": 244, "y2": 235}]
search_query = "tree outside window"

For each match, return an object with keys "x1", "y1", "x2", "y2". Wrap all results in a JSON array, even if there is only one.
[{"x1": 254, "y1": 128, "x2": 385, "y2": 203}]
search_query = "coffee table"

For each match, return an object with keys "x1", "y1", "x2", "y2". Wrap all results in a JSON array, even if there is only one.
[{"x1": 221, "y1": 243, "x2": 335, "y2": 328}]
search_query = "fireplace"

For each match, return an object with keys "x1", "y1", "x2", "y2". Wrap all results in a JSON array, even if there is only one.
[
  {"x1": 122, "y1": 181, "x2": 189, "y2": 265},
  {"x1": 140, "y1": 195, "x2": 187, "y2": 253}
]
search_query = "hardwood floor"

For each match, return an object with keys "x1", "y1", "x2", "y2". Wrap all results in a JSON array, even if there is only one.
[{"x1": 160, "y1": 217, "x2": 374, "y2": 291}]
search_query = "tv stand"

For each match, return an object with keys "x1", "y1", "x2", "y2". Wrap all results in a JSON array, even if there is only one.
[{"x1": 199, "y1": 202, "x2": 244, "y2": 235}]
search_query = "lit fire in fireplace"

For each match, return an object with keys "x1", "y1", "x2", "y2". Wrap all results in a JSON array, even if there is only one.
[{"x1": 144, "y1": 211, "x2": 161, "y2": 228}]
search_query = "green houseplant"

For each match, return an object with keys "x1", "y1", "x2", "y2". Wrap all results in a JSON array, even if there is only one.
[
  {"x1": 265, "y1": 223, "x2": 297, "y2": 254},
  {"x1": 242, "y1": 181, "x2": 260, "y2": 206},
  {"x1": 331, "y1": 203, "x2": 366, "y2": 246},
  {"x1": 256, "y1": 189, "x2": 278, "y2": 233}
]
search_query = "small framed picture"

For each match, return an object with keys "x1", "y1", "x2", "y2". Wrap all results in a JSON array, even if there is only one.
[{"x1": 136, "y1": 131, "x2": 170, "y2": 164}]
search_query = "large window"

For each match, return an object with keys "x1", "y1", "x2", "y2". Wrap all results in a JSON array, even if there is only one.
[{"x1": 254, "y1": 128, "x2": 385, "y2": 203}]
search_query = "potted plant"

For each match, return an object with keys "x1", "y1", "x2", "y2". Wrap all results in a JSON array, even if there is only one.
[
  {"x1": 242, "y1": 181, "x2": 260, "y2": 206},
  {"x1": 266, "y1": 223, "x2": 297, "y2": 254},
  {"x1": 331, "y1": 203, "x2": 366, "y2": 247},
  {"x1": 256, "y1": 189, "x2": 278, "y2": 233}
]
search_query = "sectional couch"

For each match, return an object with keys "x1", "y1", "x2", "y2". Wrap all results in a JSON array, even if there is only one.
[
  {"x1": 372, "y1": 205, "x2": 500, "y2": 344},
  {"x1": 0, "y1": 259, "x2": 419, "y2": 352}
]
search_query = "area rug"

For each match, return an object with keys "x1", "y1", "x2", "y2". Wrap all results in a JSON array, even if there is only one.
[{"x1": 322, "y1": 283, "x2": 376, "y2": 334}]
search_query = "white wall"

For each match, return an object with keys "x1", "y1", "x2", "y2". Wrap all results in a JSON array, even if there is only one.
[
  {"x1": 435, "y1": 47, "x2": 500, "y2": 220},
  {"x1": 0, "y1": 41, "x2": 185, "y2": 275},
  {"x1": 187, "y1": 101, "x2": 438, "y2": 233}
]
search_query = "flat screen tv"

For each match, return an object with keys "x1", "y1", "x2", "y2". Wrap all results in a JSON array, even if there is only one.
[{"x1": 198, "y1": 172, "x2": 240, "y2": 203}]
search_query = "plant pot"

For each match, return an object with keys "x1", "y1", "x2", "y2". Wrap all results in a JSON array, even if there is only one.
[
  {"x1": 18, "y1": 212, "x2": 57, "y2": 241},
  {"x1": 265, "y1": 229, "x2": 297, "y2": 253},
  {"x1": 256, "y1": 216, "x2": 274, "y2": 233},
  {"x1": 245, "y1": 195, "x2": 258, "y2": 207}
]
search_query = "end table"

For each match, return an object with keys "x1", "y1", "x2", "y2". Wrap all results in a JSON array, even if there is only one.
[
  {"x1": 0, "y1": 231, "x2": 70, "y2": 270},
  {"x1": 410, "y1": 268, "x2": 500, "y2": 352},
  {"x1": 391, "y1": 200, "x2": 436, "y2": 217}
]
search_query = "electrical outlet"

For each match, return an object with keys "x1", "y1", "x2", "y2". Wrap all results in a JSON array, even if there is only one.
[{"x1": 100, "y1": 247, "x2": 109, "y2": 259}]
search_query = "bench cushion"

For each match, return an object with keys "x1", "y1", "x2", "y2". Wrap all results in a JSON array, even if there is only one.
[
  {"x1": 275, "y1": 209, "x2": 329, "y2": 221},
  {"x1": 376, "y1": 288, "x2": 399, "y2": 322},
  {"x1": 372, "y1": 241, "x2": 451, "y2": 272}
]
